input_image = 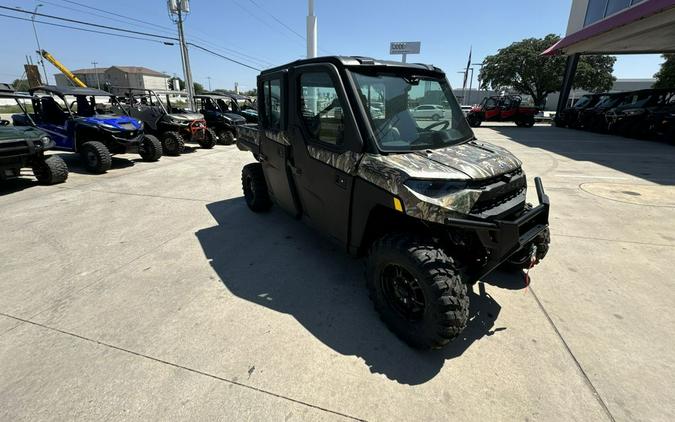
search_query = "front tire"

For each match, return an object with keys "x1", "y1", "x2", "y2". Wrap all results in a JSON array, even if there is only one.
[
  {"x1": 217, "y1": 128, "x2": 236, "y2": 145},
  {"x1": 161, "y1": 131, "x2": 185, "y2": 156},
  {"x1": 367, "y1": 233, "x2": 469, "y2": 349},
  {"x1": 199, "y1": 128, "x2": 217, "y2": 149},
  {"x1": 467, "y1": 114, "x2": 482, "y2": 127},
  {"x1": 33, "y1": 155, "x2": 68, "y2": 185},
  {"x1": 80, "y1": 141, "x2": 112, "y2": 174},
  {"x1": 139, "y1": 135, "x2": 162, "y2": 162},
  {"x1": 242, "y1": 163, "x2": 272, "y2": 212}
]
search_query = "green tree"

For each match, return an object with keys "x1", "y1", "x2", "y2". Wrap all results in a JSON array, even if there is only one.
[
  {"x1": 193, "y1": 82, "x2": 205, "y2": 94},
  {"x1": 653, "y1": 54, "x2": 675, "y2": 89},
  {"x1": 11, "y1": 79, "x2": 30, "y2": 91},
  {"x1": 478, "y1": 34, "x2": 616, "y2": 107}
]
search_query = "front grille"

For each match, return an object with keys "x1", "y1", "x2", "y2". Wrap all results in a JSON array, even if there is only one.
[
  {"x1": 470, "y1": 167, "x2": 527, "y2": 216},
  {"x1": 0, "y1": 140, "x2": 30, "y2": 158}
]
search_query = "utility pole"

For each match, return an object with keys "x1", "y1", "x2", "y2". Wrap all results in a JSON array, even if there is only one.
[
  {"x1": 206, "y1": 76, "x2": 211, "y2": 91},
  {"x1": 91, "y1": 61, "x2": 101, "y2": 90},
  {"x1": 31, "y1": 4, "x2": 49, "y2": 85},
  {"x1": 169, "y1": 0, "x2": 196, "y2": 111},
  {"x1": 307, "y1": 0, "x2": 317, "y2": 59}
]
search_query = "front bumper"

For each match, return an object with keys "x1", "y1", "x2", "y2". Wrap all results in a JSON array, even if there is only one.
[{"x1": 445, "y1": 177, "x2": 550, "y2": 279}]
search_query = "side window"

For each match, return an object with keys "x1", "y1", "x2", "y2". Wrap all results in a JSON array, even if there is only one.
[
  {"x1": 261, "y1": 79, "x2": 282, "y2": 130},
  {"x1": 299, "y1": 71, "x2": 345, "y2": 147}
]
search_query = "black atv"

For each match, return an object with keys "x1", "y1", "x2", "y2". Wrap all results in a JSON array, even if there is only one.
[
  {"x1": 237, "y1": 56, "x2": 551, "y2": 350},
  {"x1": 111, "y1": 88, "x2": 216, "y2": 156},
  {"x1": 15, "y1": 85, "x2": 162, "y2": 174},
  {"x1": 0, "y1": 83, "x2": 68, "y2": 184},
  {"x1": 194, "y1": 93, "x2": 246, "y2": 145}
]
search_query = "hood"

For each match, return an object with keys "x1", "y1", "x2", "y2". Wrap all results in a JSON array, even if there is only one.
[
  {"x1": 223, "y1": 112, "x2": 246, "y2": 123},
  {"x1": 167, "y1": 113, "x2": 204, "y2": 121},
  {"x1": 0, "y1": 125, "x2": 46, "y2": 142},
  {"x1": 373, "y1": 141, "x2": 522, "y2": 181},
  {"x1": 80, "y1": 114, "x2": 142, "y2": 130}
]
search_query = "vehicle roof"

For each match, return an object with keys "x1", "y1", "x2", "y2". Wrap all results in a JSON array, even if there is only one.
[
  {"x1": 260, "y1": 56, "x2": 444, "y2": 75},
  {"x1": 195, "y1": 92, "x2": 234, "y2": 99},
  {"x1": 0, "y1": 83, "x2": 32, "y2": 99},
  {"x1": 29, "y1": 85, "x2": 113, "y2": 96},
  {"x1": 112, "y1": 87, "x2": 184, "y2": 96}
]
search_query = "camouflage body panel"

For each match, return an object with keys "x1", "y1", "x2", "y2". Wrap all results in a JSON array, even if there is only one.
[
  {"x1": 307, "y1": 145, "x2": 362, "y2": 174},
  {"x1": 356, "y1": 141, "x2": 524, "y2": 223},
  {"x1": 264, "y1": 129, "x2": 291, "y2": 146}
]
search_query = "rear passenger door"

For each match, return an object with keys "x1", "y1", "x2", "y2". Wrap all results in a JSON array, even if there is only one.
[{"x1": 258, "y1": 72, "x2": 300, "y2": 217}]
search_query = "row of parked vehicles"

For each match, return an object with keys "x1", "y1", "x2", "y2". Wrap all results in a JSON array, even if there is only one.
[
  {"x1": 0, "y1": 82, "x2": 258, "y2": 184},
  {"x1": 556, "y1": 88, "x2": 675, "y2": 141}
]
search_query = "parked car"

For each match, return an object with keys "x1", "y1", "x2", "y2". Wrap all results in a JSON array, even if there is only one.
[
  {"x1": 112, "y1": 88, "x2": 216, "y2": 155},
  {"x1": 194, "y1": 93, "x2": 247, "y2": 144},
  {"x1": 236, "y1": 56, "x2": 550, "y2": 350},
  {"x1": 466, "y1": 95, "x2": 537, "y2": 127},
  {"x1": 410, "y1": 104, "x2": 448, "y2": 120},
  {"x1": 0, "y1": 83, "x2": 67, "y2": 184},
  {"x1": 556, "y1": 94, "x2": 602, "y2": 128},
  {"x1": 15, "y1": 85, "x2": 161, "y2": 173},
  {"x1": 647, "y1": 98, "x2": 675, "y2": 142}
]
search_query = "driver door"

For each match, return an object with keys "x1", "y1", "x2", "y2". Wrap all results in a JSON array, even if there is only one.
[{"x1": 286, "y1": 64, "x2": 363, "y2": 245}]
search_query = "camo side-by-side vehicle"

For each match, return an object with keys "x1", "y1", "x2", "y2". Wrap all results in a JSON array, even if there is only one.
[
  {"x1": 236, "y1": 56, "x2": 551, "y2": 350},
  {"x1": 112, "y1": 88, "x2": 216, "y2": 155},
  {"x1": 0, "y1": 83, "x2": 67, "y2": 184}
]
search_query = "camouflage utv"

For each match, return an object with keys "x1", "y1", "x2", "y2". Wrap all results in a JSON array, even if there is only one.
[{"x1": 237, "y1": 57, "x2": 551, "y2": 350}]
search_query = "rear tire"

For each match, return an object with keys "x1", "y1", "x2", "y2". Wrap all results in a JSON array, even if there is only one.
[
  {"x1": 139, "y1": 135, "x2": 162, "y2": 162},
  {"x1": 217, "y1": 128, "x2": 236, "y2": 145},
  {"x1": 161, "y1": 131, "x2": 185, "y2": 156},
  {"x1": 242, "y1": 163, "x2": 272, "y2": 212},
  {"x1": 33, "y1": 155, "x2": 68, "y2": 185},
  {"x1": 367, "y1": 233, "x2": 469, "y2": 349},
  {"x1": 80, "y1": 141, "x2": 112, "y2": 174},
  {"x1": 200, "y1": 128, "x2": 217, "y2": 149}
]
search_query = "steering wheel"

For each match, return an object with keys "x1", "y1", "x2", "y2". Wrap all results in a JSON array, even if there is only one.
[
  {"x1": 424, "y1": 120, "x2": 450, "y2": 131},
  {"x1": 0, "y1": 119, "x2": 10, "y2": 126}
]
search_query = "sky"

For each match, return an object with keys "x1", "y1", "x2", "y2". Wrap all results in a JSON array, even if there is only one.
[{"x1": 0, "y1": 0, "x2": 665, "y2": 92}]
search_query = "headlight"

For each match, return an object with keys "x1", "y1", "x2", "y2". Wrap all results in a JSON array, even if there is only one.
[
  {"x1": 404, "y1": 179, "x2": 466, "y2": 198},
  {"x1": 100, "y1": 123, "x2": 118, "y2": 130},
  {"x1": 39, "y1": 135, "x2": 54, "y2": 148},
  {"x1": 623, "y1": 109, "x2": 645, "y2": 116},
  {"x1": 169, "y1": 117, "x2": 189, "y2": 125}
]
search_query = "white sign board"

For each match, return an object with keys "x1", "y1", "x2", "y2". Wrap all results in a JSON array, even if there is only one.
[{"x1": 390, "y1": 41, "x2": 421, "y2": 55}]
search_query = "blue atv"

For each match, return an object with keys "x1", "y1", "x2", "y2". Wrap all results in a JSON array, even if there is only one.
[{"x1": 12, "y1": 86, "x2": 162, "y2": 174}]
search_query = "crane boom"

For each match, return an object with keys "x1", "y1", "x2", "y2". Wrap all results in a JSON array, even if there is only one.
[{"x1": 39, "y1": 49, "x2": 87, "y2": 88}]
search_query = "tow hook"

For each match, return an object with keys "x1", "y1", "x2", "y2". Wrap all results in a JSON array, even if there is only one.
[{"x1": 524, "y1": 245, "x2": 538, "y2": 287}]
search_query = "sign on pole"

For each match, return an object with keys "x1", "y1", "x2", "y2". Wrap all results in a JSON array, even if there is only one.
[{"x1": 389, "y1": 41, "x2": 421, "y2": 63}]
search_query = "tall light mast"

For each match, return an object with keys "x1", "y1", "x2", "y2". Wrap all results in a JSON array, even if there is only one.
[
  {"x1": 307, "y1": 0, "x2": 317, "y2": 58},
  {"x1": 168, "y1": 0, "x2": 196, "y2": 111}
]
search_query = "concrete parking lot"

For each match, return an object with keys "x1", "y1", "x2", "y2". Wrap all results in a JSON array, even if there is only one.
[{"x1": 1, "y1": 125, "x2": 674, "y2": 421}]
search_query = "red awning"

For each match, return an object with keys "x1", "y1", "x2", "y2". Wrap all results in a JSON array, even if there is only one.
[{"x1": 543, "y1": 0, "x2": 675, "y2": 56}]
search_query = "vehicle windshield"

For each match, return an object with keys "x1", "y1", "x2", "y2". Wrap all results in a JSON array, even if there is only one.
[
  {"x1": 350, "y1": 71, "x2": 473, "y2": 152},
  {"x1": 573, "y1": 95, "x2": 593, "y2": 108}
]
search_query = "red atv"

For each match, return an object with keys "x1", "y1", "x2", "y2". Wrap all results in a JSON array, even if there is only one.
[{"x1": 466, "y1": 95, "x2": 537, "y2": 128}]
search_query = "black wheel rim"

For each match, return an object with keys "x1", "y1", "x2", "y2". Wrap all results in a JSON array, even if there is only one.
[
  {"x1": 85, "y1": 150, "x2": 98, "y2": 168},
  {"x1": 380, "y1": 264, "x2": 426, "y2": 321},
  {"x1": 164, "y1": 137, "x2": 176, "y2": 152}
]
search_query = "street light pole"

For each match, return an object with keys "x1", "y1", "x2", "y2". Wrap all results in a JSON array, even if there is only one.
[
  {"x1": 31, "y1": 4, "x2": 49, "y2": 85},
  {"x1": 307, "y1": 0, "x2": 317, "y2": 58},
  {"x1": 206, "y1": 76, "x2": 211, "y2": 91}
]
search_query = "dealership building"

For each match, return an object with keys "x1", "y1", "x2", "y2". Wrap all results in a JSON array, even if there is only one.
[
  {"x1": 544, "y1": 0, "x2": 675, "y2": 117},
  {"x1": 54, "y1": 66, "x2": 171, "y2": 93}
]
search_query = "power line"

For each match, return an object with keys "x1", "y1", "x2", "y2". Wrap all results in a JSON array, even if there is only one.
[
  {"x1": 0, "y1": 5, "x2": 264, "y2": 71},
  {"x1": 46, "y1": 0, "x2": 274, "y2": 67},
  {"x1": 0, "y1": 5, "x2": 178, "y2": 41},
  {"x1": 0, "y1": 12, "x2": 175, "y2": 45},
  {"x1": 247, "y1": 0, "x2": 305, "y2": 40},
  {"x1": 187, "y1": 43, "x2": 261, "y2": 71}
]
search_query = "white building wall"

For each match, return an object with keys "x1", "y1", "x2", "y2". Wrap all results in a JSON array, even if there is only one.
[{"x1": 567, "y1": 0, "x2": 590, "y2": 34}]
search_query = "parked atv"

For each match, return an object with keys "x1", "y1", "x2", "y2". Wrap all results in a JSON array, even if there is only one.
[
  {"x1": 216, "y1": 93, "x2": 258, "y2": 123},
  {"x1": 112, "y1": 88, "x2": 215, "y2": 155},
  {"x1": 577, "y1": 92, "x2": 630, "y2": 132},
  {"x1": 237, "y1": 56, "x2": 550, "y2": 350},
  {"x1": 0, "y1": 83, "x2": 67, "y2": 184},
  {"x1": 194, "y1": 93, "x2": 246, "y2": 145},
  {"x1": 467, "y1": 95, "x2": 537, "y2": 127},
  {"x1": 605, "y1": 89, "x2": 674, "y2": 138},
  {"x1": 15, "y1": 85, "x2": 161, "y2": 174},
  {"x1": 556, "y1": 94, "x2": 602, "y2": 128}
]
